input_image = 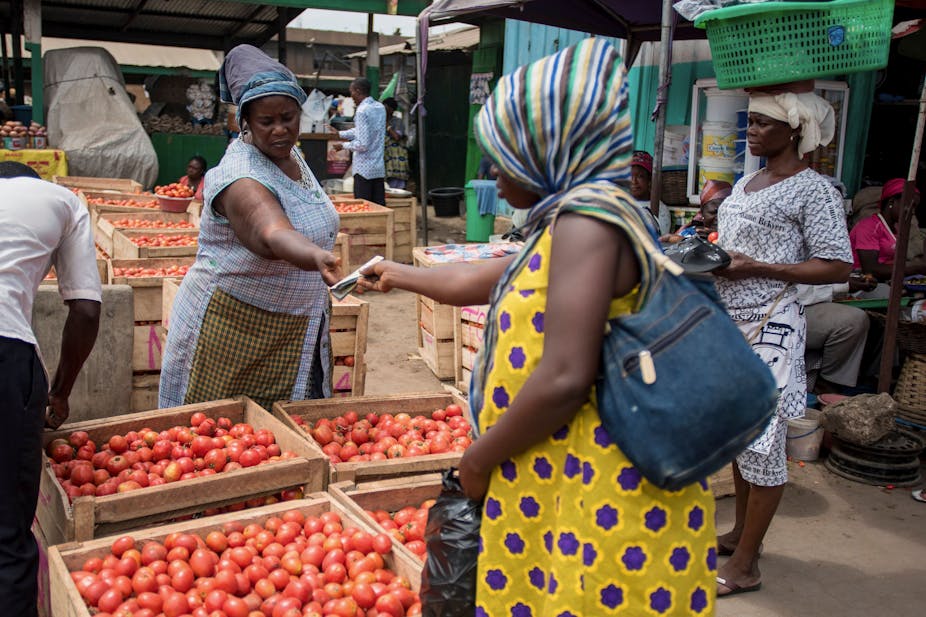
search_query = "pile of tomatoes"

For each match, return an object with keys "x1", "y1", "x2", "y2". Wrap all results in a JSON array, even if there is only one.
[
  {"x1": 291, "y1": 405, "x2": 472, "y2": 464},
  {"x1": 89, "y1": 197, "x2": 160, "y2": 209},
  {"x1": 112, "y1": 218, "x2": 197, "y2": 230},
  {"x1": 112, "y1": 265, "x2": 190, "y2": 278},
  {"x1": 47, "y1": 412, "x2": 299, "y2": 501},
  {"x1": 364, "y1": 502, "x2": 433, "y2": 561},
  {"x1": 68, "y1": 509, "x2": 419, "y2": 617},
  {"x1": 156, "y1": 183, "x2": 196, "y2": 199},
  {"x1": 131, "y1": 234, "x2": 198, "y2": 248},
  {"x1": 333, "y1": 203, "x2": 374, "y2": 214}
]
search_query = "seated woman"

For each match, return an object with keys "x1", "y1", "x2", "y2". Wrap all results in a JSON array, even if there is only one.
[
  {"x1": 849, "y1": 178, "x2": 924, "y2": 288},
  {"x1": 661, "y1": 179, "x2": 731, "y2": 244},
  {"x1": 178, "y1": 155, "x2": 207, "y2": 201}
]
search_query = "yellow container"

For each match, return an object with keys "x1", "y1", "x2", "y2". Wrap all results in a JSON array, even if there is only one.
[
  {"x1": 698, "y1": 159, "x2": 736, "y2": 192},
  {"x1": 701, "y1": 122, "x2": 737, "y2": 161}
]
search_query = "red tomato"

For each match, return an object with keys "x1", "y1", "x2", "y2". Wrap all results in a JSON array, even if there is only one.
[
  {"x1": 375, "y1": 591, "x2": 405, "y2": 617},
  {"x1": 372, "y1": 534, "x2": 393, "y2": 555}
]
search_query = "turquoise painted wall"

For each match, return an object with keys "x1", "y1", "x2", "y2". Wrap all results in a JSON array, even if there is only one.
[{"x1": 502, "y1": 21, "x2": 623, "y2": 75}]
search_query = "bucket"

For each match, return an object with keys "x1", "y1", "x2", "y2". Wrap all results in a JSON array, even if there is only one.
[
  {"x1": 697, "y1": 158, "x2": 736, "y2": 191},
  {"x1": 663, "y1": 125, "x2": 690, "y2": 166},
  {"x1": 464, "y1": 183, "x2": 495, "y2": 242},
  {"x1": 786, "y1": 410, "x2": 824, "y2": 461},
  {"x1": 704, "y1": 89, "x2": 747, "y2": 123},
  {"x1": 701, "y1": 122, "x2": 737, "y2": 161},
  {"x1": 429, "y1": 187, "x2": 464, "y2": 218}
]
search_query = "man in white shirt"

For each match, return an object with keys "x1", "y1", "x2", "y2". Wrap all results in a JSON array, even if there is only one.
[
  {"x1": 334, "y1": 77, "x2": 387, "y2": 205},
  {"x1": 0, "y1": 162, "x2": 101, "y2": 617}
]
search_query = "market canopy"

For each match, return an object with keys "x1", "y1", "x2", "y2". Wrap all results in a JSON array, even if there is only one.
[
  {"x1": 425, "y1": 0, "x2": 704, "y2": 41},
  {"x1": 0, "y1": 1, "x2": 432, "y2": 51}
]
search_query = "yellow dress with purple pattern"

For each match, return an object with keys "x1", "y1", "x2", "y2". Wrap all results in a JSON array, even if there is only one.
[{"x1": 474, "y1": 226, "x2": 717, "y2": 617}]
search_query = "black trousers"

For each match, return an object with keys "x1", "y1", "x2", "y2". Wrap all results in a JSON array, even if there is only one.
[
  {"x1": 353, "y1": 173, "x2": 386, "y2": 206},
  {"x1": 0, "y1": 336, "x2": 47, "y2": 617}
]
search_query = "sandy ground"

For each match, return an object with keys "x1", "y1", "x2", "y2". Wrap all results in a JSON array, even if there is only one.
[{"x1": 363, "y1": 207, "x2": 925, "y2": 617}]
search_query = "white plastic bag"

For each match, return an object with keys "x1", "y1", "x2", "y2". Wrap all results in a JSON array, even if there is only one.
[{"x1": 300, "y1": 89, "x2": 332, "y2": 133}]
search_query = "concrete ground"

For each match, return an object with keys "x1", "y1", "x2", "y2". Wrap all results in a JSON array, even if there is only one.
[{"x1": 363, "y1": 207, "x2": 926, "y2": 617}]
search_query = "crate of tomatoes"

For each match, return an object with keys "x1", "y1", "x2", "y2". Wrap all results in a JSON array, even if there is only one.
[
  {"x1": 111, "y1": 228, "x2": 199, "y2": 259},
  {"x1": 329, "y1": 474, "x2": 442, "y2": 565},
  {"x1": 272, "y1": 391, "x2": 474, "y2": 484},
  {"x1": 95, "y1": 211, "x2": 196, "y2": 256},
  {"x1": 36, "y1": 397, "x2": 329, "y2": 547},
  {"x1": 48, "y1": 493, "x2": 422, "y2": 617},
  {"x1": 110, "y1": 258, "x2": 194, "y2": 322}
]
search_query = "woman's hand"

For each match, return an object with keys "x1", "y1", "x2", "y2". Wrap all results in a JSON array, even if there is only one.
[
  {"x1": 315, "y1": 250, "x2": 342, "y2": 286},
  {"x1": 356, "y1": 260, "x2": 396, "y2": 293},
  {"x1": 714, "y1": 251, "x2": 762, "y2": 280},
  {"x1": 458, "y1": 447, "x2": 491, "y2": 502}
]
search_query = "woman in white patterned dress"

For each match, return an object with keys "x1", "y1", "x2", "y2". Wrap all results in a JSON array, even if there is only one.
[{"x1": 712, "y1": 89, "x2": 853, "y2": 597}]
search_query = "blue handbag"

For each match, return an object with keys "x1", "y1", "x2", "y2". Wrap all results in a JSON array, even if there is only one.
[{"x1": 596, "y1": 210, "x2": 779, "y2": 491}]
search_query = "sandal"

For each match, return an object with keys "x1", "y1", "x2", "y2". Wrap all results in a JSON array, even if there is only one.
[
  {"x1": 717, "y1": 542, "x2": 763, "y2": 557},
  {"x1": 913, "y1": 489, "x2": 926, "y2": 503},
  {"x1": 717, "y1": 576, "x2": 762, "y2": 597}
]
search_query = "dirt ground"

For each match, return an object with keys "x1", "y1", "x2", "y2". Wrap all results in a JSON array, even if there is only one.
[{"x1": 363, "y1": 206, "x2": 925, "y2": 617}]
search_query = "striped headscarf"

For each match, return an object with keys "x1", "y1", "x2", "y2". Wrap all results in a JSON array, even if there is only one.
[
  {"x1": 469, "y1": 38, "x2": 656, "y2": 429},
  {"x1": 219, "y1": 44, "x2": 307, "y2": 127}
]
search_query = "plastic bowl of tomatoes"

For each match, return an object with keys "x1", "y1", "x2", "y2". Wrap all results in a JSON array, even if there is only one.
[{"x1": 155, "y1": 183, "x2": 195, "y2": 213}]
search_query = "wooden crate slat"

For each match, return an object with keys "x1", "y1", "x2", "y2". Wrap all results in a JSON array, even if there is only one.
[
  {"x1": 419, "y1": 327, "x2": 455, "y2": 380},
  {"x1": 48, "y1": 495, "x2": 422, "y2": 617},
  {"x1": 54, "y1": 175, "x2": 143, "y2": 192},
  {"x1": 272, "y1": 392, "x2": 470, "y2": 483},
  {"x1": 419, "y1": 297, "x2": 455, "y2": 340},
  {"x1": 111, "y1": 229, "x2": 199, "y2": 260},
  {"x1": 335, "y1": 231, "x2": 351, "y2": 273},
  {"x1": 132, "y1": 323, "x2": 166, "y2": 372},
  {"x1": 161, "y1": 277, "x2": 181, "y2": 330},
  {"x1": 130, "y1": 372, "x2": 160, "y2": 412},
  {"x1": 37, "y1": 397, "x2": 328, "y2": 545}
]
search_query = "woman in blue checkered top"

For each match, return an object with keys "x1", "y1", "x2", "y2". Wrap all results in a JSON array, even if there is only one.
[{"x1": 160, "y1": 45, "x2": 343, "y2": 411}]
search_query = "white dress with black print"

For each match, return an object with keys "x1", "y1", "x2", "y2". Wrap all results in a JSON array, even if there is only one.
[{"x1": 716, "y1": 168, "x2": 852, "y2": 486}]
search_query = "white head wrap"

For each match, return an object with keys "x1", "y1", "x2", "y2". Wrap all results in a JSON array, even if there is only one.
[{"x1": 747, "y1": 92, "x2": 835, "y2": 156}]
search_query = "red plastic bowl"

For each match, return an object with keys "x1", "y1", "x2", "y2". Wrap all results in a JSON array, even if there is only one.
[{"x1": 157, "y1": 195, "x2": 193, "y2": 213}]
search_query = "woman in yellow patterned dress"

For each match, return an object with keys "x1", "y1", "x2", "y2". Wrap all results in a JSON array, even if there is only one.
[{"x1": 360, "y1": 39, "x2": 716, "y2": 616}]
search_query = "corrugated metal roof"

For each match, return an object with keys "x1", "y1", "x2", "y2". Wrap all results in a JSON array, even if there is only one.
[
  {"x1": 6, "y1": 34, "x2": 222, "y2": 71},
  {"x1": 346, "y1": 25, "x2": 480, "y2": 58}
]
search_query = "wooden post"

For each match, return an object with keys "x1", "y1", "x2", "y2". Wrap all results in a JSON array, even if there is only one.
[
  {"x1": 649, "y1": 0, "x2": 675, "y2": 221},
  {"x1": 415, "y1": 16, "x2": 429, "y2": 245},
  {"x1": 878, "y1": 78, "x2": 926, "y2": 393},
  {"x1": 366, "y1": 13, "x2": 381, "y2": 98},
  {"x1": 277, "y1": 9, "x2": 288, "y2": 65}
]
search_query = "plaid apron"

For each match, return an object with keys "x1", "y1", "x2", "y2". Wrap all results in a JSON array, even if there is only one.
[{"x1": 184, "y1": 288, "x2": 324, "y2": 410}]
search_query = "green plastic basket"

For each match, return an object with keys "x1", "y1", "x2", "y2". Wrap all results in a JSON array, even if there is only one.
[{"x1": 695, "y1": 0, "x2": 894, "y2": 90}]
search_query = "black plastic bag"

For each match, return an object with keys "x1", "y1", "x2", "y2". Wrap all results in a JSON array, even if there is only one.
[
  {"x1": 420, "y1": 468, "x2": 482, "y2": 617},
  {"x1": 662, "y1": 235, "x2": 731, "y2": 273}
]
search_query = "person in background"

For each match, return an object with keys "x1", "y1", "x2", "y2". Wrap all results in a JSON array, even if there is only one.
[
  {"x1": 850, "y1": 178, "x2": 925, "y2": 287},
  {"x1": 0, "y1": 162, "x2": 101, "y2": 617},
  {"x1": 359, "y1": 38, "x2": 716, "y2": 616},
  {"x1": 476, "y1": 154, "x2": 496, "y2": 180},
  {"x1": 713, "y1": 89, "x2": 852, "y2": 598},
  {"x1": 798, "y1": 276, "x2": 874, "y2": 395},
  {"x1": 0, "y1": 80, "x2": 13, "y2": 121},
  {"x1": 159, "y1": 45, "x2": 342, "y2": 411},
  {"x1": 629, "y1": 150, "x2": 671, "y2": 234},
  {"x1": 382, "y1": 97, "x2": 409, "y2": 190},
  {"x1": 660, "y1": 179, "x2": 730, "y2": 244},
  {"x1": 334, "y1": 78, "x2": 386, "y2": 205},
  {"x1": 178, "y1": 155, "x2": 208, "y2": 201}
]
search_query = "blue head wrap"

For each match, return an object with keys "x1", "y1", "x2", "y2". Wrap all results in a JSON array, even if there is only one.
[{"x1": 219, "y1": 44, "x2": 307, "y2": 127}]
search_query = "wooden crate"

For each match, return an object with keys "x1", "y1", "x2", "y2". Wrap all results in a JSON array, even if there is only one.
[
  {"x1": 330, "y1": 294, "x2": 370, "y2": 397},
  {"x1": 384, "y1": 195, "x2": 418, "y2": 263},
  {"x1": 36, "y1": 397, "x2": 329, "y2": 546},
  {"x1": 335, "y1": 231, "x2": 351, "y2": 273},
  {"x1": 41, "y1": 256, "x2": 109, "y2": 287},
  {"x1": 47, "y1": 494, "x2": 422, "y2": 617},
  {"x1": 329, "y1": 473, "x2": 442, "y2": 565},
  {"x1": 454, "y1": 304, "x2": 490, "y2": 392},
  {"x1": 111, "y1": 228, "x2": 199, "y2": 259},
  {"x1": 710, "y1": 465, "x2": 735, "y2": 499},
  {"x1": 109, "y1": 257, "x2": 193, "y2": 322},
  {"x1": 130, "y1": 372, "x2": 160, "y2": 412},
  {"x1": 273, "y1": 391, "x2": 471, "y2": 484},
  {"x1": 95, "y1": 211, "x2": 195, "y2": 256},
  {"x1": 132, "y1": 323, "x2": 167, "y2": 372},
  {"x1": 82, "y1": 191, "x2": 160, "y2": 226},
  {"x1": 54, "y1": 175, "x2": 143, "y2": 193},
  {"x1": 412, "y1": 246, "x2": 516, "y2": 381},
  {"x1": 161, "y1": 277, "x2": 182, "y2": 330},
  {"x1": 335, "y1": 199, "x2": 395, "y2": 263}
]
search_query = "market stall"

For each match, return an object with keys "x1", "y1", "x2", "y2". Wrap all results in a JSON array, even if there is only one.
[{"x1": 0, "y1": 118, "x2": 64, "y2": 179}]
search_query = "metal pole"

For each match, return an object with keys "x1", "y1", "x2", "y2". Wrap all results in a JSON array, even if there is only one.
[
  {"x1": 366, "y1": 14, "x2": 381, "y2": 98},
  {"x1": 277, "y1": 9, "x2": 288, "y2": 65},
  {"x1": 878, "y1": 77, "x2": 926, "y2": 393},
  {"x1": 416, "y1": 17, "x2": 429, "y2": 245},
  {"x1": 650, "y1": 0, "x2": 674, "y2": 221}
]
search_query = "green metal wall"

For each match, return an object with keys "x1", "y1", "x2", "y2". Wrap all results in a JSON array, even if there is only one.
[
  {"x1": 423, "y1": 51, "x2": 473, "y2": 190},
  {"x1": 149, "y1": 133, "x2": 229, "y2": 188}
]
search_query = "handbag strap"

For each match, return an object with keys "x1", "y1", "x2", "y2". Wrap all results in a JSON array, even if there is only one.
[{"x1": 745, "y1": 285, "x2": 792, "y2": 344}]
